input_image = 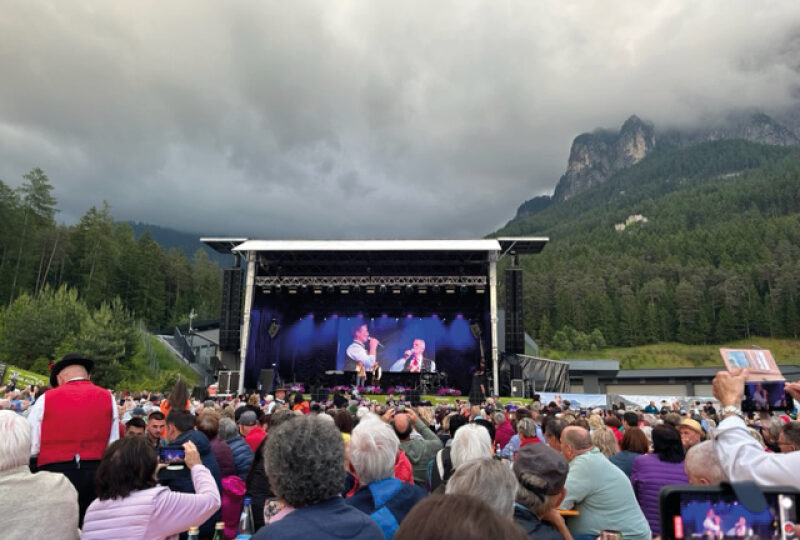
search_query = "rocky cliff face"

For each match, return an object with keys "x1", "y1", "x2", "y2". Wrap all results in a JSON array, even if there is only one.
[
  {"x1": 549, "y1": 112, "x2": 797, "y2": 203},
  {"x1": 552, "y1": 115, "x2": 655, "y2": 202}
]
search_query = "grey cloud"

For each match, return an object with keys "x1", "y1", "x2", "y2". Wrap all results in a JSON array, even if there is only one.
[{"x1": 1, "y1": 1, "x2": 800, "y2": 239}]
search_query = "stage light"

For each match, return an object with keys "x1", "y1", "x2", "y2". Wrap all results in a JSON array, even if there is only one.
[
  {"x1": 379, "y1": 285, "x2": 387, "y2": 294},
  {"x1": 417, "y1": 286, "x2": 427, "y2": 294},
  {"x1": 313, "y1": 287, "x2": 322, "y2": 294},
  {"x1": 475, "y1": 286, "x2": 486, "y2": 294},
  {"x1": 406, "y1": 313, "x2": 413, "y2": 318},
  {"x1": 308, "y1": 313, "x2": 314, "y2": 319},
  {"x1": 366, "y1": 286, "x2": 376, "y2": 294},
  {"x1": 263, "y1": 288, "x2": 272, "y2": 294},
  {"x1": 288, "y1": 287, "x2": 298, "y2": 295},
  {"x1": 332, "y1": 314, "x2": 339, "y2": 319},
  {"x1": 392, "y1": 286, "x2": 402, "y2": 294},
  {"x1": 445, "y1": 286, "x2": 456, "y2": 294},
  {"x1": 456, "y1": 314, "x2": 463, "y2": 319},
  {"x1": 381, "y1": 313, "x2": 388, "y2": 318},
  {"x1": 340, "y1": 287, "x2": 350, "y2": 294},
  {"x1": 432, "y1": 314, "x2": 439, "y2": 319}
]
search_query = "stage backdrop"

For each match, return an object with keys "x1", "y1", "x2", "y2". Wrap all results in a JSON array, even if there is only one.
[{"x1": 245, "y1": 310, "x2": 483, "y2": 393}]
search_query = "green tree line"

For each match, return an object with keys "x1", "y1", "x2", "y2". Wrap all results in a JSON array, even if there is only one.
[
  {"x1": 497, "y1": 140, "x2": 800, "y2": 350},
  {"x1": 0, "y1": 168, "x2": 220, "y2": 388}
]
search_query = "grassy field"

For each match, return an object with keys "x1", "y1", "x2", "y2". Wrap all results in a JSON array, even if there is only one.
[{"x1": 544, "y1": 337, "x2": 800, "y2": 369}]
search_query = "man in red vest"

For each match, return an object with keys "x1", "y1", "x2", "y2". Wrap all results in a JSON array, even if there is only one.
[{"x1": 27, "y1": 353, "x2": 119, "y2": 525}]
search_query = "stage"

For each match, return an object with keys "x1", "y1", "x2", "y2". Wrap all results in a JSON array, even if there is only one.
[{"x1": 202, "y1": 238, "x2": 549, "y2": 396}]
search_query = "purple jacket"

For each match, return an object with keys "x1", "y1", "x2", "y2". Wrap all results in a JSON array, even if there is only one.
[
  {"x1": 82, "y1": 464, "x2": 220, "y2": 540},
  {"x1": 210, "y1": 436, "x2": 237, "y2": 478},
  {"x1": 630, "y1": 453, "x2": 688, "y2": 537}
]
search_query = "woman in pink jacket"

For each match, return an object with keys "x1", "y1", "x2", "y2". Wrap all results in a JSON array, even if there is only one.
[{"x1": 82, "y1": 437, "x2": 220, "y2": 539}]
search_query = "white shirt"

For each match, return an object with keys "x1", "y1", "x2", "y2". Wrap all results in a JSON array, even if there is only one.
[
  {"x1": 27, "y1": 379, "x2": 120, "y2": 457},
  {"x1": 715, "y1": 414, "x2": 800, "y2": 487},
  {"x1": 346, "y1": 341, "x2": 375, "y2": 370}
]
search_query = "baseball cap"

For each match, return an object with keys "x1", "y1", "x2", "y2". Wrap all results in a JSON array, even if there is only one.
[
  {"x1": 513, "y1": 443, "x2": 569, "y2": 496},
  {"x1": 237, "y1": 410, "x2": 258, "y2": 426}
]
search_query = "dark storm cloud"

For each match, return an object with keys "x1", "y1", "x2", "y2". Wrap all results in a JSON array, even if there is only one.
[{"x1": 1, "y1": 1, "x2": 799, "y2": 238}]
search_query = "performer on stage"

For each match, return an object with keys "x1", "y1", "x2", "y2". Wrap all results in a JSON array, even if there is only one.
[
  {"x1": 27, "y1": 353, "x2": 119, "y2": 526},
  {"x1": 391, "y1": 339, "x2": 436, "y2": 373},
  {"x1": 344, "y1": 323, "x2": 379, "y2": 386}
]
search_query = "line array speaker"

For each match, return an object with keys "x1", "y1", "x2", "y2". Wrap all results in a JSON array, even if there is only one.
[
  {"x1": 504, "y1": 267, "x2": 525, "y2": 355},
  {"x1": 220, "y1": 268, "x2": 243, "y2": 351}
]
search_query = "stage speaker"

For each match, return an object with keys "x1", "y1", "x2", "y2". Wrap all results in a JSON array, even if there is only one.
[
  {"x1": 219, "y1": 268, "x2": 243, "y2": 352},
  {"x1": 407, "y1": 389, "x2": 422, "y2": 405},
  {"x1": 218, "y1": 371, "x2": 230, "y2": 393},
  {"x1": 511, "y1": 378, "x2": 525, "y2": 398},
  {"x1": 505, "y1": 267, "x2": 525, "y2": 355},
  {"x1": 259, "y1": 369, "x2": 274, "y2": 394},
  {"x1": 229, "y1": 371, "x2": 240, "y2": 395}
]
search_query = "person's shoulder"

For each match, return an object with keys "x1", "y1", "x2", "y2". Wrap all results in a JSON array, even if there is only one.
[{"x1": 32, "y1": 469, "x2": 79, "y2": 497}]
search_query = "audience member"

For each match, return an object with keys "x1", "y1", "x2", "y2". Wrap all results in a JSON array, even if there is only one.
[
  {"x1": 559, "y1": 426, "x2": 650, "y2": 540},
  {"x1": 450, "y1": 422, "x2": 493, "y2": 470},
  {"x1": 388, "y1": 408, "x2": 442, "y2": 487},
  {"x1": 544, "y1": 417, "x2": 569, "y2": 452},
  {"x1": 159, "y1": 410, "x2": 222, "y2": 538},
  {"x1": 394, "y1": 494, "x2": 528, "y2": 540},
  {"x1": 513, "y1": 443, "x2": 572, "y2": 540},
  {"x1": 347, "y1": 417, "x2": 426, "y2": 539},
  {"x1": 500, "y1": 408, "x2": 533, "y2": 458},
  {"x1": 146, "y1": 411, "x2": 167, "y2": 449},
  {"x1": 623, "y1": 411, "x2": 639, "y2": 430},
  {"x1": 677, "y1": 418, "x2": 705, "y2": 450},
  {"x1": 630, "y1": 424, "x2": 688, "y2": 536},
  {"x1": 446, "y1": 458, "x2": 518, "y2": 517},
  {"x1": 252, "y1": 415, "x2": 384, "y2": 540},
  {"x1": 609, "y1": 427, "x2": 648, "y2": 477},
  {"x1": 219, "y1": 416, "x2": 254, "y2": 480},
  {"x1": 0, "y1": 411, "x2": 79, "y2": 539},
  {"x1": 779, "y1": 421, "x2": 800, "y2": 453},
  {"x1": 494, "y1": 411, "x2": 515, "y2": 450},
  {"x1": 196, "y1": 411, "x2": 236, "y2": 477},
  {"x1": 712, "y1": 370, "x2": 800, "y2": 486},
  {"x1": 27, "y1": 354, "x2": 118, "y2": 525},
  {"x1": 591, "y1": 426, "x2": 618, "y2": 458},
  {"x1": 685, "y1": 441, "x2": 727, "y2": 485},
  {"x1": 238, "y1": 410, "x2": 267, "y2": 452},
  {"x1": 125, "y1": 416, "x2": 146, "y2": 436},
  {"x1": 82, "y1": 437, "x2": 220, "y2": 539},
  {"x1": 428, "y1": 413, "x2": 468, "y2": 491}
]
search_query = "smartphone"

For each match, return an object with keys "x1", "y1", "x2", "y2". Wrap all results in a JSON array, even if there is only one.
[
  {"x1": 742, "y1": 380, "x2": 794, "y2": 413},
  {"x1": 661, "y1": 485, "x2": 799, "y2": 539},
  {"x1": 158, "y1": 446, "x2": 186, "y2": 465},
  {"x1": 599, "y1": 531, "x2": 621, "y2": 540},
  {"x1": 397, "y1": 405, "x2": 405, "y2": 413}
]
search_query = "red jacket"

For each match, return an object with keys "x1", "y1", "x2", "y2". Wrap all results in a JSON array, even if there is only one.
[
  {"x1": 495, "y1": 420, "x2": 515, "y2": 450},
  {"x1": 39, "y1": 380, "x2": 113, "y2": 466}
]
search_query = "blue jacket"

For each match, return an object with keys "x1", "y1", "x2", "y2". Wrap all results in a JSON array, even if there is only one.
[
  {"x1": 346, "y1": 478, "x2": 426, "y2": 539},
  {"x1": 609, "y1": 450, "x2": 641, "y2": 478},
  {"x1": 253, "y1": 496, "x2": 384, "y2": 540},
  {"x1": 157, "y1": 430, "x2": 222, "y2": 537},
  {"x1": 226, "y1": 435, "x2": 254, "y2": 480}
]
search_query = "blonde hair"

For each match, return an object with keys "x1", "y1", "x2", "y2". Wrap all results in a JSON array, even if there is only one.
[
  {"x1": 592, "y1": 427, "x2": 618, "y2": 458},
  {"x1": 587, "y1": 414, "x2": 604, "y2": 432}
]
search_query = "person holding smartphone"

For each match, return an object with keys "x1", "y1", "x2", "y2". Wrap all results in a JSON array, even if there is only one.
[{"x1": 712, "y1": 369, "x2": 800, "y2": 488}]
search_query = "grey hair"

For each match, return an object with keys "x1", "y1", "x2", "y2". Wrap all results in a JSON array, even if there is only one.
[
  {"x1": 264, "y1": 415, "x2": 345, "y2": 508},
  {"x1": 493, "y1": 412, "x2": 506, "y2": 426},
  {"x1": 685, "y1": 440, "x2": 726, "y2": 484},
  {"x1": 218, "y1": 417, "x2": 238, "y2": 441},
  {"x1": 0, "y1": 411, "x2": 30, "y2": 471},
  {"x1": 451, "y1": 423, "x2": 492, "y2": 470},
  {"x1": 517, "y1": 471, "x2": 561, "y2": 517},
  {"x1": 446, "y1": 458, "x2": 518, "y2": 517},
  {"x1": 517, "y1": 417, "x2": 537, "y2": 439},
  {"x1": 349, "y1": 417, "x2": 399, "y2": 485}
]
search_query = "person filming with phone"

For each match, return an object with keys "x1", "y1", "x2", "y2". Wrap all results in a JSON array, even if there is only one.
[
  {"x1": 82, "y1": 437, "x2": 220, "y2": 539},
  {"x1": 712, "y1": 368, "x2": 800, "y2": 487}
]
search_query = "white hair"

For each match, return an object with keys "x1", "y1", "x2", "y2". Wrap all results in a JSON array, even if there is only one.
[
  {"x1": 318, "y1": 413, "x2": 334, "y2": 423},
  {"x1": 685, "y1": 440, "x2": 727, "y2": 484},
  {"x1": 0, "y1": 411, "x2": 31, "y2": 471},
  {"x1": 350, "y1": 417, "x2": 399, "y2": 485},
  {"x1": 356, "y1": 406, "x2": 370, "y2": 419},
  {"x1": 451, "y1": 423, "x2": 492, "y2": 470},
  {"x1": 446, "y1": 458, "x2": 518, "y2": 517}
]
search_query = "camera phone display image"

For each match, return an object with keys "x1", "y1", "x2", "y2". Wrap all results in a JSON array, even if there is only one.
[
  {"x1": 675, "y1": 492, "x2": 795, "y2": 539},
  {"x1": 158, "y1": 447, "x2": 186, "y2": 465}
]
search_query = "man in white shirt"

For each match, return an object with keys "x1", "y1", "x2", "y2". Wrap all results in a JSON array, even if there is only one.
[
  {"x1": 390, "y1": 339, "x2": 436, "y2": 373},
  {"x1": 343, "y1": 323, "x2": 379, "y2": 385},
  {"x1": 712, "y1": 369, "x2": 800, "y2": 487}
]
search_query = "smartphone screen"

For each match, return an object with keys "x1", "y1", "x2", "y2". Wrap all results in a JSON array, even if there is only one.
[
  {"x1": 158, "y1": 447, "x2": 186, "y2": 464},
  {"x1": 742, "y1": 380, "x2": 793, "y2": 413},
  {"x1": 670, "y1": 491, "x2": 797, "y2": 539}
]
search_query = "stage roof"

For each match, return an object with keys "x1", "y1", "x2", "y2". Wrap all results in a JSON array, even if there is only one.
[
  {"x1": 231, "y1": 239, "x2": 503, "y2": 252},
  {"x1": 497, "y1": 237, "x2": 549, "y2": 255},
  {"x1": 201, "y1": 237, "x2": 249, "y2": 254}
]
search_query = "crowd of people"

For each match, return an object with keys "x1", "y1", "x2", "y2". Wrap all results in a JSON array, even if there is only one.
[{"x1": 1, "y1": 354, "x2": 800, "y2": 539}]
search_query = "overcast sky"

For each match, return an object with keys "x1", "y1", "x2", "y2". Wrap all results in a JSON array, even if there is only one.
[{"x1": 2, "y1": 1, "x2": 800, "y2": 239}]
